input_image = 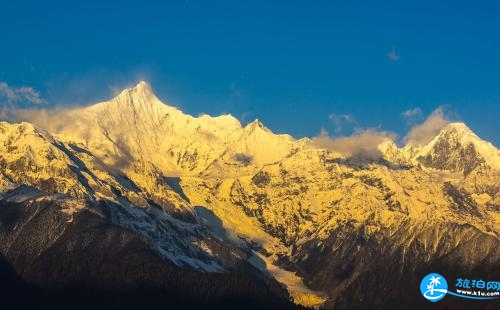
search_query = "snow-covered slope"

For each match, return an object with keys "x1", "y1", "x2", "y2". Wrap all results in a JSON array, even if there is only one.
[
  {"x1": 410, "y1": 122, "x2": 500, "y2": 174},
  {"x1": 0, "y1": 120, "x2": 196, "y2": 220},
  {"x1": 1, "y1": 82, "x2": 499, "y2": 309},
  {"x1": 201, "y1": 120, "x2": 298, "y2": 178},
  {"x1": 49, "y1": 81, "x2": 242, "y2": 176}
]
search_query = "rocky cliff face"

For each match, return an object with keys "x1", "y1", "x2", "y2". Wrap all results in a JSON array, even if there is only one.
[{"x1": 1, "y1": 82, "x2": 499, "y2": 309}]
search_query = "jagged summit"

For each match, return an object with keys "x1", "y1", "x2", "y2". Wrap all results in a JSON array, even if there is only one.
[
  {"x1": 414, "y1": 121, "x2": 500, "y2": 174},
  {"x1": 122, "y1": 80, "x2": 153, "y2": 95},
  {"x1": 1, "y1": 83, "x2": 499, "y2": 309},
  {"x1": 76, "y1": 82, "x2": 180, "y2": 141},
  {"x1": 248, "y1": 118, "x2": 263, "y2": 126},
  {"x1": 245, "y1": 119, "x2": 271, "y2": 133},
  {"x1": 100, "y1": 80, "x2": 171, "y2": 112},
  {"x1": 136, "y1": 80, "x2": 150, "y2": 88},
  {"x1": 88, "y1": 82, "x2": 243, "y2": 131},
  {"x1": 440, "y1": 122, "x2": 475, "y2": 139},
  {"x1": 444, "y1": 121, "x2": 472, "y2": 131},
  {"x1": 114, "y1": 81, "x2": 156, "y2": 101}
]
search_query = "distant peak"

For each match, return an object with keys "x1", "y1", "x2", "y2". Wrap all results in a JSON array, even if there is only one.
[
  {"x1": 125, "y1": 80, "x2": 153, "y2": 94},
  {"x1": 248, "y1": 119, "x2": 264, "y2": 128},
  {"x1": 242, "y1": 119, "x2": 278, "y2": 138},
  {"x1": 112, "y1": 81, "x2": 159, "y2": 106},
  {"x1": 413, "y1": 120, "x2": 500, "y2": 173},
  {"x1": 133, "y1": 80, "x2": 154, "y2": 93},
  {"x1": 436, "y1": 122, "x2": 478, "y2": 142},
  {"x1": 443, "y1": 122, "x2": 471, "y2": 132},
  {"x1": 136, "y1": 80, "x2": 149, "y2": 88}
]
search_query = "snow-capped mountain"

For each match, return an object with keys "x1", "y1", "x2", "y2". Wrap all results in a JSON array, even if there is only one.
[
  {"x1": 1, "y1": 82, "x2": 499, "y2": 310},
  {"x1": 48, "y1": 81, "x2": 243, "y2": 176},
  {"x1": 410, "y1": 122, "x2": 500, "y2": 175}
]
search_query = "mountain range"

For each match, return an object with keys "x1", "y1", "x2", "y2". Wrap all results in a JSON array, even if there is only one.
[{"x1": 0, "y1": 82, "x2": 499, "y2": 309}]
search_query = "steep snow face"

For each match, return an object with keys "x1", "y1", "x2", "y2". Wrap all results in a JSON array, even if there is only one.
[
  {"x1": 48, "y1": 81, "x2": 243, "y2": 176},
  {"x1": 181, "y1": 131, "x2": 500, "y2": 306},
  {"x1": 40, "y1": 81, "x2": 301, "y2": 183},
  {"x1": 412, "y1": 122, "x2": 500, "y2": 174},
  {"x1": 201, "y1": 120, "x2": 298, "y2": 178},
  {"x1": 378, "y1": 139, "x2": 411, "y2": 165},
  {"x1": 1, "y1": 82, "x2": 499, "y2": 308},
  {"x1": 0, "y1": 121, "x2": 88, "y2": 197},
  {"x1": 232, "y1": 120, "x2": 295, "y2": 166},
  {"x1": 0, "y1": 121, "x2": 196, "y2": 220}
]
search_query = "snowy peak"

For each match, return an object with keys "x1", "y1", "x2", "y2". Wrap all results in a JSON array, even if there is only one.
[
  {"x1": 88, "y1": 81, "x2": 241, "y2": 132},
  {"x1": 116, "y1": 81, "x2": 175, "y2": 112},
  {"x1": 414, "y1": 122, "x2": 500, "y2": 174},
  {"x1": 91, "y1": 80, "x2": 177, "y2": 117},
  {"x1": 115, "y1": 81, "x2": 157, "y2": 103},
  {"x1": 136, "y1": 80, "x2": 151, "y2": 90},
  {"x1": 229, "y1": 120, "x2": 295, "y2": 165},
  {"x1": 378, "y1": 139, "x2": 410, "y2": 165},
  {"x1": 245, "y1": 119, "x2": 268, "y2": 132},
  {"x1": 438, "y1": 122, "x2": 476, "y2": 142},
  {"x1": 444, "y1": 121, "x2": 472, "y2": 132}
]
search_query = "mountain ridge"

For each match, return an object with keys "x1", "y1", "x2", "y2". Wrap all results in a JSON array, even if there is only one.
[{"x1": 0, "y1": 81, "x2": 499, "y2": 309}]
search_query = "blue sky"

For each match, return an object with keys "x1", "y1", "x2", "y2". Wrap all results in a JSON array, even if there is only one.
[{"x1": 1, "y1": 0, "x2": 499, "y2": 146}]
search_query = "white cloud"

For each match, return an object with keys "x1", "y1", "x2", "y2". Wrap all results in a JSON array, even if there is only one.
[
  {"x1": 0, "y1": 83, "x2": 15, "y2": 101},
  {"x1": 3, "y1": 106, "x2": 74, "y2": 132},
  {"x1": 309, "y1": 128, "x2": 397, "y2": 159},
  {"x1": 0, "y1": 82, "x2": 46, "y2": 105},
  {"x1": 329, "y1": 113, "x2": 356, "y2": 133},
  {"x1": 401, "y1": 107, "x2": 423, "y2": 124},
  {"x1": 402, "y1": 107, "x2": 422, "y2": 119},
  {"x1": 404, "y1": 106, "x2": 450, "y2": 147},
  {"x1": 388, "y1": 47, "x2": 400, "y2": 61}
]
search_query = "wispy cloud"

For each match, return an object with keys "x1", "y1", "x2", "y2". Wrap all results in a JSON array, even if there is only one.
[
  {"x1": 309, "y1": 128, "x2": 397, "y2": 159},
  {"x1": 239, "y1": 111, "x2": 252, "y2": 125},
  {"x1": 2, "y1": 106, "x2": 74, "y2": 132},
  {"x1": 388, "y1": 47, "x2": 400, "y2": 61},
  {"x1": 404, "y1": 106, "x2": 451, "y2": 147},
  {"x1": 329, "y1": 113, "x2": 356, "y2": 133},
  {"x1": 401, "y1": 107, "x2": 423, "y2": 123},
  {"x1": 0, "y1": 82, "x2": 46, "y2": 105},
  {"x1": 43, "y1": 67, "x2": 155, "y2": 107}
]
